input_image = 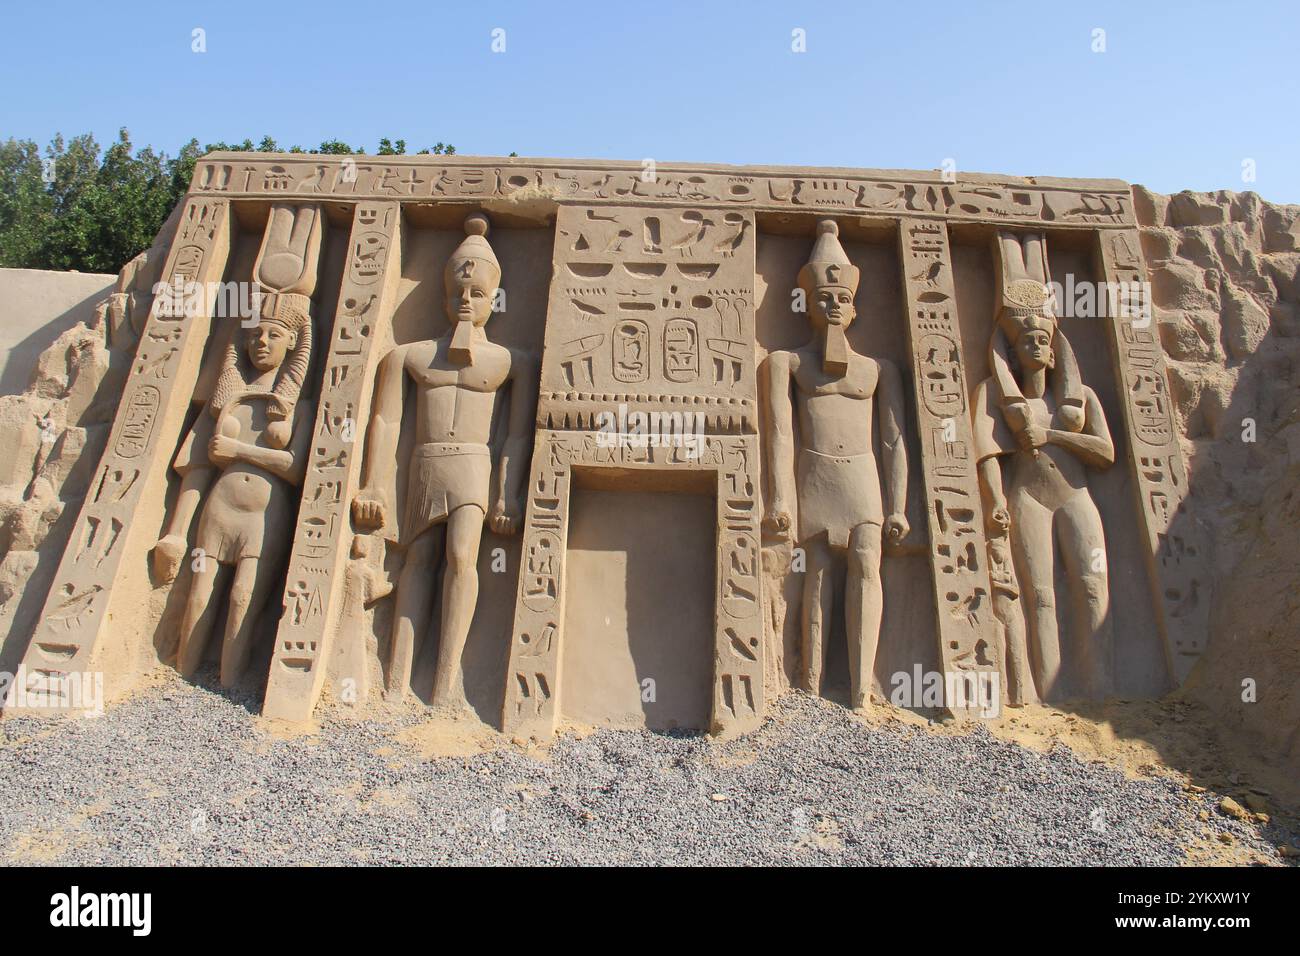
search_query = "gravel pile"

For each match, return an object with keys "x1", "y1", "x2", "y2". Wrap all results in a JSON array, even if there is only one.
[{"x1": 0, "y1": 674, "x2": 1286, "y2": 865}]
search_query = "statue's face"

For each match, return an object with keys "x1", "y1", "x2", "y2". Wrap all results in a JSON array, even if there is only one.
[
  {"x1": 245, "y1": 320, "x2": 294, "y2": 372},
  {"x1": 1016, "y1": 327, "x2": 1055, "y2": 372},
  {"x1": 445, "y1": 270, "x2": 495, "y2": 328},
  {"x1": 810, "y1": 284, "x2": 856, "y2": 329}
]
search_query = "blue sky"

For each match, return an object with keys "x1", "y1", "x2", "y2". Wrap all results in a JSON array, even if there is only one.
[{"x1": 3, "y1": 0, "x2": 1298, "y2": 201}]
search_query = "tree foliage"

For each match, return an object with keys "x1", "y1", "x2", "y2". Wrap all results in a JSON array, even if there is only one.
[{"x1": 0, "y1": 130, "x2": 457, "y2": 274}]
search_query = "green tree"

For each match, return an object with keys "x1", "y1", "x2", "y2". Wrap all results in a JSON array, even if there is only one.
[{"x1": 1, "y1": 132, "x2": 456, "y2": 273}]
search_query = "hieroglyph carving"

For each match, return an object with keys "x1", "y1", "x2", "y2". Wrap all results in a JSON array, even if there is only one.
[
  {"x1": 190, "y1": 155, "x2": 1136, "y2": 230},
  {"x1": 1094, "y1": 229, "x2": 1207, "y2": 684},
  {"x1": 896, "y1": 219, "x2": 1001, "y2": 707},
  {"x1": 262, "y1": 202, "x2": 403, "y2": 722}
]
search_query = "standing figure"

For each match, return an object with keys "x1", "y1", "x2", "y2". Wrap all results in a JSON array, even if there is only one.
[
  {"x1": 763, "y1": 220, "x2": 909, "y2": 711},
  {"x1": 972, "y1": 233, "x2": 1116, "y2": 701},
  {"x1": 154, "y1": 204, "x2": 321, "y2": 686},
  {"x1": 351, "y1": 213, "x2": 536, "y2": 713}
]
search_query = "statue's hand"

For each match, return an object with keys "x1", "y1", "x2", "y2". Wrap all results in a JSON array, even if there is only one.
[
  {"x1": 763, "y1": 506, "x2": 792, "y2": 537},
  {"x1": 208, "y1": 433, "x2": 240, "y2": 467},
  {"x1": 883, "y1": 513, "x2": 909, "y2": 546},
  {"x1": 1016, "y1": 421, "x2": 1047, "y2": 452},
  {"x1": 351, "y1": 491, "x2": 387, "y2": 531},
  {"x1": 488, "y1": 498, "x2": 523, "y2": 535},
  {"x1": 153, "y1": 534, "x2": 187, "y2": 583}
]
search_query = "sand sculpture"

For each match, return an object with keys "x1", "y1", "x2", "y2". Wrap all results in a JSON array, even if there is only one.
[
  {"x1": 351, "y1": 214, "x2": 536, "y2": 713},
  {"x1": 763, "y1": 221, "x2": 908, "y2": 711},
  {"x1": 973, "y1": 232, "x2": 1115, "y2": 704},
  {"x1": 0, "y1": 155, "x2": 1208, "y2": 740}
]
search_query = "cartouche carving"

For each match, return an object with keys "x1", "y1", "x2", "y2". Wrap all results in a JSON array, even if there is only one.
[
  {"x1": 763, "y1": 220, "x2": 909, "y2": 711},
  {"x1": 351, "y1": 213, "x2": 537, "y2": 713}
]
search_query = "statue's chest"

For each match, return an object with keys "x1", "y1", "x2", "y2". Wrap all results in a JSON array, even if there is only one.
[
  {"x1": 409, "y1": 351, "x2": 507, "y2": 393},
  {"x1": 796, "y1": 358, "x2": 878, "y2": 398}
]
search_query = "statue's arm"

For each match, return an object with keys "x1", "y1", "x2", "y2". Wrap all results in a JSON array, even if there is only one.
[
  {"x1": 360, "y1": 347, "x2": 406, "y2": 494},
  {"x1": 351, "y1": 347, "x2": 406, "y2": 530},
  {"x1": 1046, "y1": 387, "x2": 1114, "y2": 468},
  {"x1": 878, "y1": 358, "x2": 908, "y2": 520},
  {"x1": 763, "y1": 351, "x2": 796, "y2": 532},
  {"x1": 492, "y1": 349, "x2": 538, "y2": 533},
  {"x1": 976, "y1": 455, "x2": 1009, "y2": 534}
]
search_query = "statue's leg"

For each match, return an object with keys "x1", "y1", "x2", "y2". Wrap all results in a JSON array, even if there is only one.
[
  {"x1": 1009, "y1": 497, "x2": 1060, "y2": 701},
  {"x1": 177, "y1": 560, "x2": 223, "y2": 679},
  {"x1": 431, "y1": 504, "x2": 485, "y2": 710},
  {"x1": 1058, "y1": 492, "x2": 1113, "y2": 698},
  {"x1": 845, "y1": 522, "x2": 884, "y2": 710},
  {"x1": 386, "y1": 529, "x2": 441, "y2": 699},
  {"x1": 219, "y1": 555, "x2": 281, "y2": 688},
  {"x1": 998, "y1": 589, "x2": 1037, "y2": 707},
  {"x1": 800, "y1": 536, "x2": 834, "y2": 697}
]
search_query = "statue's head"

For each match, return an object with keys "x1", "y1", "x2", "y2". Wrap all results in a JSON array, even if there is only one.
[
  {"x1": 246, "y1": 293, "x2": 310, "y2": 371},
  {"x1": 444, "y1": 213, "x2": 500, "y2": 330},
  {"x1": 1013, "y1": 321, "x2": 1056, "y2": 372},
  {"x1": 245, "y1": 317, "x2": 296, "y2": 372},
  {"x1": 798, "y1": 220, "x2": 859, "y2": 333},
  {"x1": 999, "y1": 273, "x2": 1059, "y2": 374}
]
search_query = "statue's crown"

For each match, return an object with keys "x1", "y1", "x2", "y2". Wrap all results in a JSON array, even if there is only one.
[
  {"x1": 258, "y1": 291, "x2": 312, "y2": 333},
  {"x1": 446, "y1": 213, "x2": 501, "y2": 286},
  {"x1": 798, "y1": 219, "x2": 859, "y2": 294}
]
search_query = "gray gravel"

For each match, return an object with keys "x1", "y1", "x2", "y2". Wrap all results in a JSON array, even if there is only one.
[{"x1": 0, "y1": 673, "x2": 1288, "y2": 866}]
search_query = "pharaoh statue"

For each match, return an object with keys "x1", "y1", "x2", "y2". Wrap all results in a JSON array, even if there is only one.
[
  {"x1": 763, "y1": 220, "x2": 909, "y2": 712},
  {"x1": 352, "y1": 213, "x2": 537, "y2": 714},
  {"x1": 154, "y1": 204, "x2": 322, "y2": 686},
  {"x1": 972, "y1": 231, "x2": 1116, "y2": 702}
]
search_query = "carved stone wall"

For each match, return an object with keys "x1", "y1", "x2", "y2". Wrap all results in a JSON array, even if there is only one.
[{"x1": 1, "y1": 154, "x2": 1225, "y2": 741}]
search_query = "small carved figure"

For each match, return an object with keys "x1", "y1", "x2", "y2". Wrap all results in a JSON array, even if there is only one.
[{"x1": 763, "y1": 220, "x2": 909, "y2": 711}]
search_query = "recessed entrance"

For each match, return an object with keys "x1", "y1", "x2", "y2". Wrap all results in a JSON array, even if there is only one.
[{"x1": 560, "y1": 487, "x2": 714, "y2": 731}]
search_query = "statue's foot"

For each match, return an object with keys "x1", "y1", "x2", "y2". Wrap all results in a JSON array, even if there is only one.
[
  {"x1": 849, "y1": 695, "x2": 876, "y2": 716},
  {"x1": 429, "y1": 693, "x2": 473, "y2": 720}
]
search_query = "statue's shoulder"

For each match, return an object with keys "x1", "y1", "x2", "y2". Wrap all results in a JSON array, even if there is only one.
[{"x1": 505, "y1": 343, "x2": 538, "y2": 374}]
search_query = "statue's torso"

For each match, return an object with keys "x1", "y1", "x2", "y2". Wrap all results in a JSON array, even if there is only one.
[
  {"x1": 1006, "y1": 393, "x2": 1091, "y2": 507},
  {"x1": 404, "y1": 337, "x2": 511, "y2": 445},
  {"x1": 792, "y1": 348, "x2": 879, "y2": 456}
]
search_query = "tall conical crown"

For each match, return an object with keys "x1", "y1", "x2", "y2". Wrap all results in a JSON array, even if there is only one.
[
  {"x1": 798, "y1": 220, "x2": 859, "y2": 294},
  {"x1": 445, "y1": 212, "x2": 501, "y2": 288}
]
